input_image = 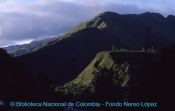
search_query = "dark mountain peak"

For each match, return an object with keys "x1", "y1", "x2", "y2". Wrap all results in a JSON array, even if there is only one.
[
  {"x1": 85, "y1": 11, "x2": 121, "y2": 30},
  {"x1": 98, "y1": 11, "x2": 120, "y2": 18},
  {"x1": 167, "y1": 15, "x2": 175, "y2": 22},
  {"x1": 139, "y1": 12, "x2": 165, "y2": 24},
  {"x1": 167, "y1": 15, "x2": 175, "y2": 18},
  {"x1": 60, "y1": 12, "x2": 112, "y2": 37},
  {"x1": 99, "y1": 11, "x2": 165, "y2": 20},
  {"x1": 61, "y1": 11, "x2": 166, "y2": 43},
  {"x1": 141, "y1": 12, "x2": 164, "y2": 17},
  {"x1": 140, "y1": 12, "x2": 165, "y2": 20},
  {"x1": 95, "y1": 11, "x2": 121, "y2": 21}
]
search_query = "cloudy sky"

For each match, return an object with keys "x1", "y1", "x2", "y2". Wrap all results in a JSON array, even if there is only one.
[{"x1": 0, "y1": 0, "x2": 175, "y2": 47}]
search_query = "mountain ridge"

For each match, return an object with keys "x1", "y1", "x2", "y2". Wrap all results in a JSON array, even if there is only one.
[
  {"x1": 4, "y1": 11, "x2": 175, "y2": 57},
  {"x1": 17, "y1": 11, "x2": 175, "y2": 84}
]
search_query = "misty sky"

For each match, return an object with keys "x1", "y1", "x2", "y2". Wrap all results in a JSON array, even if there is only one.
[{"x1": 0, "y1": 0, "x2": 175, "y2": 47}]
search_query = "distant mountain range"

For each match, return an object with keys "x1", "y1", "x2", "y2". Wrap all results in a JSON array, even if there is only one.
[
  {"x1": 3, "y1": 37, "x2": 57, "y2": 57},
  {"x1": 14, "y1": 11, "x2": 175, "y2": 84}
]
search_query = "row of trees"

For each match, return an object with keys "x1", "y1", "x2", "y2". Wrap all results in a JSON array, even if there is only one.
[{"x1": 112, "y1": 45, "x2": 156, "y2": 53}]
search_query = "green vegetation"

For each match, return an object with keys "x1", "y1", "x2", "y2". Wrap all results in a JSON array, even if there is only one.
[
  {"x1": 64, "y1": 22, "x2": 88, "y2": 37},
  {"x1": 55, "y1": 51, "x2": 130, "y2": 96},
  {"x1": 57, "y1": 14, "x2": 108, "y2": 41}
]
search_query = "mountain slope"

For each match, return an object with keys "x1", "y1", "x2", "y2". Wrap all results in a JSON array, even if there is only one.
[
  {"x1": 0, "y1": 49, "x2": 52, "y2": 101},
  {"x1": 54, "y1": 51, "x2": 130, "y2": 98},
  {"x1": 18, "y1": 12, "x2": 175, "y2": 84},
  {"x1": 54, "y1": 51, "x2": 160, "y2": 100},
  {"x1": 18, "y1": 27, "x2": 113, "y2": 84}
]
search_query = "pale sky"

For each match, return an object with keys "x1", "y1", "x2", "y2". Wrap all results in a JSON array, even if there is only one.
[{"x1": 0, "y1": 0, "x2": 175, "y2": 47}]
